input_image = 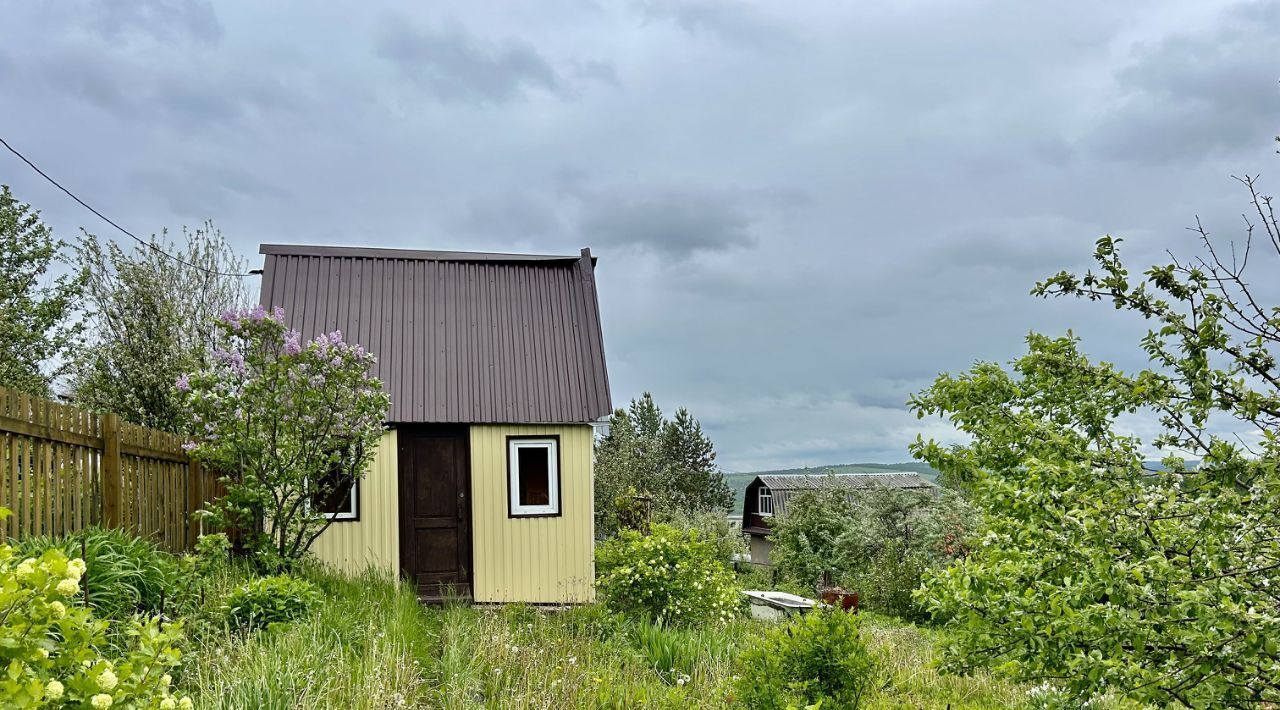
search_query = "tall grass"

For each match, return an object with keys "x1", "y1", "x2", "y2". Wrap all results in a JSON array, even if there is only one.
[
  {"x1": 858, "y1": 614, "x2": 1028, "y2": 709},
  {"x1": 182, "y1": 568, "x2": 435, "y2": 710},
  {"x1": 176, "y1": 567, "x2": 1038, "y2": 709},
  {"x1": 14, "y1": 527, "x2": 187, "y2": 620}
]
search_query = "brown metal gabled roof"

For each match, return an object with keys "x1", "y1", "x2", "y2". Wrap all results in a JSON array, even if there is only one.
[{"x1": 258, "y1": 244, "x2": 611, "y2": 424}]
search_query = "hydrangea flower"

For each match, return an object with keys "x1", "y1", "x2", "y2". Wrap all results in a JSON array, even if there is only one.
[
  {"x1": 55, "y1": 578, "x2": 79, "y2": 596},
  {"x1": 15, "y1": 558, "x2": 36, "y2": 579},
  {"x1": 91, "y1": 694, "x2": 113, "y2": 709},
  {"x1": 44, "y1": 680, "x2": 64, "y2": 700}
]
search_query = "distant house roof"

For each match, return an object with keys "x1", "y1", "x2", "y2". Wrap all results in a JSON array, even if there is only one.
[
  {"x1": 258, "y1": 244, "x2": 611, "y2": 424},
  {"x1": 752, "y1": 472, "x2": 938, "y2": 518}
]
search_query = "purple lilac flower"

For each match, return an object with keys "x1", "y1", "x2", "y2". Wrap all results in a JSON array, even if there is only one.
[
  {"x1": 247, "y1": 304, "x2": 268, "y2": 322},
  {"x1": 271, "y1": 306, "x2": 286, "y2": 322},
  {"x1": 220, "y1": 309, "x2": 243, "y2": 331},
  {"x1": 283, "y1": 330, "x2": 302, "y2": 356},
  {"x1": 228, "y1": 352, "x2": 247, "y2": 376},
  {"x1": 175, "y1": 374, "x2": 191, "y2": 392},
  {"x1": 181, "y1": 441, "x2": 198, "y2": 452}
]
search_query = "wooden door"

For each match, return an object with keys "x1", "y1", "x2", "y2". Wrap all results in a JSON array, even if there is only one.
[{"x1": 398, "y1": 425, "x2": 472, "y2": 599}]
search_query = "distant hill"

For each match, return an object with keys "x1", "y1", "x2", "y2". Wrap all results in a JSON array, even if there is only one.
[{"x1": 724, "y1": 462, "x2": 942, "y2": 515}]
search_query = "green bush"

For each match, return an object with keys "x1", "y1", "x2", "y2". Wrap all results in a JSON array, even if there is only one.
[
  {"x1": 654, "y1": 508, "x2": 745, "y2": 563},
  {"x1": 222, "y1": 574, "x2": 321, "y2": 630},
  {"x1": 733, "y1": 610, "x2": 877, "y2": 710},
  {"x1": 768, "y1": 486, "x2": 858, "y2": 589},
  {"x1": 15, "y1": 527, "x2": 188, "y2": 620},
  {"x1": 0, "y1": 510, "x2": 191, "y2": 708},
  {"x1": 595, "y1": 523, "x2": 740, "y2": 626},
  {"x1": 853, "y1": 541, "x2": 930, "y2": 623},
  {"x1": 191, "y1": 533, "x2": 232, "y2": 575}
]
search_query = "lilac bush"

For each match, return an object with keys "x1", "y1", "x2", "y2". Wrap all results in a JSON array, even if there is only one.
[{"x1": 176, "y1": 306, "x2": 389, "y2": 570}]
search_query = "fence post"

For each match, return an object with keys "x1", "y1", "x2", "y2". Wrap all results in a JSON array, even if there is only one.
[
  {"x1": 187, "y1": 459, "x2": 203, "y2": 547},
  {"x1": 102, "y1": 414, "x2": 122, "y2": 529}
]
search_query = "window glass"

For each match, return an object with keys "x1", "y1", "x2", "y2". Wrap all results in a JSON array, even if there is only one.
[
  {"x1": 518, "y1": 446, "x2": 550, "y2": 506},
  {"x1": 314, "y1": 467, "x2": 358, "y2": 520}
]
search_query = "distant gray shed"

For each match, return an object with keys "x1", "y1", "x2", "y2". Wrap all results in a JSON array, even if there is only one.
[{"x1": 741, "y1": 472, "x2": 939, "y2": 566}]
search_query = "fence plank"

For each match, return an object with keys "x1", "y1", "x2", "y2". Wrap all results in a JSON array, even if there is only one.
[
  {"x1": 100, "y1": 413, "x2": 122, "y2": 531},
  {"x1": 19, "y1": 392, "x2": 31, "y2": 537},
  {"x1": 0, "y1": 387, "x2": 214, "y2": 552},
  {"x1": 187, "y1": 460, "x2": 202, "y2": 546}
]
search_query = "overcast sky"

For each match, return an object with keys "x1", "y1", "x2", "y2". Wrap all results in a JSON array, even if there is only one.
[{"x1": 2, "y1": 0, "x2": 1278, "y2": 471}]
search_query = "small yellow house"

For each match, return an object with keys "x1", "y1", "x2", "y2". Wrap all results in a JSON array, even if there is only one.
[{"x1": 258, "y1": 244, "x2": 611, "y2": 603}]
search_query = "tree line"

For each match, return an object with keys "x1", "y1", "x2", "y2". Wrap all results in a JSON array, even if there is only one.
[{"x1": 1, "y1": 184, "x2": 251, "y2": 430}]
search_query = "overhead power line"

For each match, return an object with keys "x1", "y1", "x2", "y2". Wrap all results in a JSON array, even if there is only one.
[{"x1": 0, "y1": 134, "x2": 256, "y2": 278}]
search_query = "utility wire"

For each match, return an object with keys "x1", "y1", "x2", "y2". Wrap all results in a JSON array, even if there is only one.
[{"x1": 1, "y1": 134, "x2": 256, "y2": 278}]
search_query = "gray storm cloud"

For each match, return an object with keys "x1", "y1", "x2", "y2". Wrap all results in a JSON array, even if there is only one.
[{"x1": 1, "y1": 0, "x2": 1276, "y2": 470}]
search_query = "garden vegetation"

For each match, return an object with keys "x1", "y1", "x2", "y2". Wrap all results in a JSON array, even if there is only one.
[{"x1": 910, "y1": 175, "x2": 1280, "y2": 704}]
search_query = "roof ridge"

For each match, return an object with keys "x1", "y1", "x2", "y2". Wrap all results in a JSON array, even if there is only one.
[
  {"x1": 260, "y1": 243, "x2": 593, "y2": 263},
  {"x1": 766, "y1": 471, "x2": 922, "y2": 477}
]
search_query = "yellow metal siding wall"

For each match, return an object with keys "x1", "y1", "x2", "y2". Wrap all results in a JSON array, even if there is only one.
[
  {"x1": 311, "y1": 430, "x2": 399, "y2": 575},
  {"x1": 470, "y1": 425, "x2": 595, "y2": 603}
]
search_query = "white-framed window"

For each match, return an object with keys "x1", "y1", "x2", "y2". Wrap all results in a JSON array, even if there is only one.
[
  {"x1": 758, "y1": 486, "x2": 774, "y2": 516},
  {"x1": 314, "y1": 470, "x2": 359, "y2": 522},
  {"x1": 508, "y1": 436, "x2": 560, "y2": 517}
]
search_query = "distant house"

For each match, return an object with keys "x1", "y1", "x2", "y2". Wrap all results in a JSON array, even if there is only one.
[
  {"x1": 259, "y1": 244, "x2": 611, "y2": 604},
  {"x1": 741, "y1": 473, "x2": 938, "y2": 566}
]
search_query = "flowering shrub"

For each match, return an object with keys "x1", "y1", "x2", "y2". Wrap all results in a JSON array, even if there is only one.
[
  {"x1": 733, "y1": 609, "x2": 876, "y2": 710},
  {"x1": 0, "y1": 510, "x2": 191, "y2": 708},
  {"x1": 594, "y1": 523, "x2": 739, "y2": 626},
  {"x1": 176, "y1": 305, "x2": 390, "y2": 570},
  {"x1": 222, "y1": 574, "x2": 321, "y2": 630}
]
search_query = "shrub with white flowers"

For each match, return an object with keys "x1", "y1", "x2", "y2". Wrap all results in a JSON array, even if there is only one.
[
  {"x1": 176, "y1": 306, "x2": 390, "y2": 570},
  {"x1": 595, "y1": 523, "x2": 740, "y2": 626},
  {"x1": 0, "y1": 509, "x2": 191, "y2": 708}
]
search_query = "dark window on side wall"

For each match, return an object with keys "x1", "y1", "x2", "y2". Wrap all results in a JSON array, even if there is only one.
[
  {"x1": 313, "y1": 466, "x2": 359, "y2": 521},
  {"x1": 518, "y1": 447, "x2": 551, "y2": 505}
]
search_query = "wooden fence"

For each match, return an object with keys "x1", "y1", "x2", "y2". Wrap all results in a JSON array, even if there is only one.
[{"x1": 0, "y1": 386, "x2": 224, "y2": 552}]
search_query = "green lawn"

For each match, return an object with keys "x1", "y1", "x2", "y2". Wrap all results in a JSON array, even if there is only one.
[{"x1": 178, "y1": 566, "x2": 1029, "y2": 709}]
